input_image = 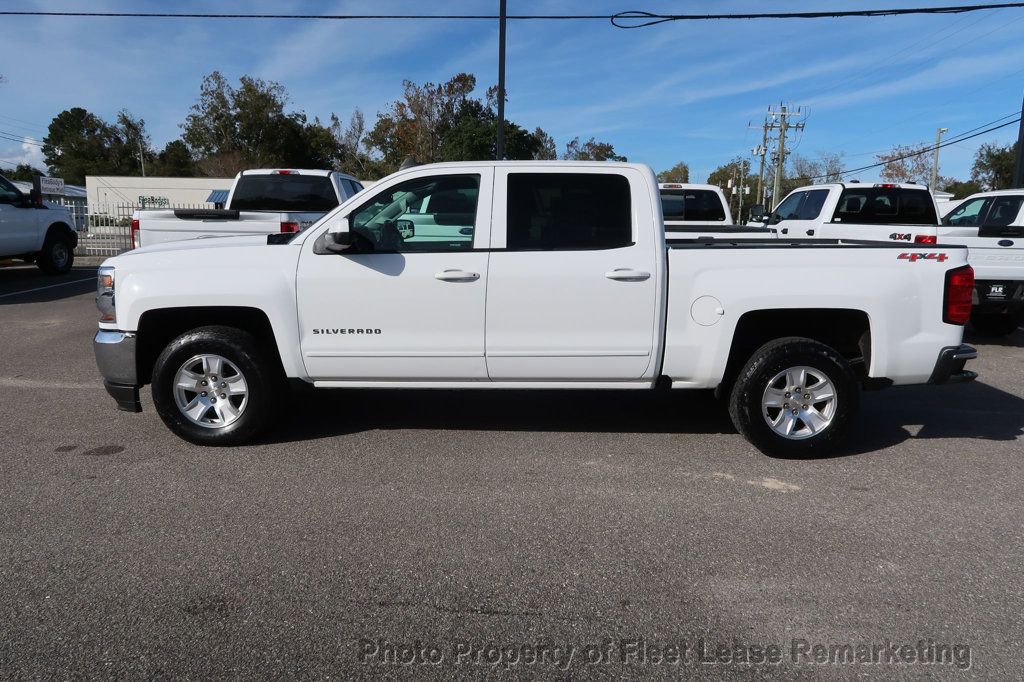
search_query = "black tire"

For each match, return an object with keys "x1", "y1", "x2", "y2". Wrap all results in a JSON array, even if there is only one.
[
  {"x1": 728, "y1": 337, "x2": 859, "y2": 457},
  {"x1": 36, "y1": 231, "x2": 74, "y2": 274},
  {"x1": 151, "y1": 326, "x2": 277, "y2": 446},
  {"x1": 970, "y1": 311, "x2": 1022, "y2": 337}
]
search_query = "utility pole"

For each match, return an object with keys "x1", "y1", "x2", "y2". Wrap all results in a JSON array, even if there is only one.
[
  {"x1": 749, "y1": 116, "x2": 769, "y2": 206},
  {"x1": 137, "y1": 139, "x2": 146, "y2": 177},
  {"x1": 767, "y1": 104, "x2": 805, "y2": 210},
  {"x1": 1014, "y1": 92, "x2": 1024, "y2": 188},
  {"x1": 930, "y1": 127, "x2": 947, "y2": 191},
  {"x1": 495, "y1": 0, "x2": 507, "y2": 160}
]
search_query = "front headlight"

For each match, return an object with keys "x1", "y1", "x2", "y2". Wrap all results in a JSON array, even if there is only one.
[{"x1": 97, "y1": 266, "x2": 115, "y2": 322}]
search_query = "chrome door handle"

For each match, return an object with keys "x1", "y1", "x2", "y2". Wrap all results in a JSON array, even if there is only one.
[
  {"x1": 605, "y1": 268, "x2": 651, "y2": 282},
  {"x1": 435, "y1": 269, "x2": 480, "y2": 282}
]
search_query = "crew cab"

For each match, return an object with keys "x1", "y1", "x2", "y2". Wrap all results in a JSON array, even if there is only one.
[
  {"x1": 750, "y1": 182, "x2": 940, "y2": 244},
  {"x1": 131, "y1": 169, "x2": 365, "y2": 248},
  {"x1": 0, "y1": 174, "x2": 78, "y2": 273},
  {"x1": 94, "y1": 162, "x2": 977, "y2": 456},
  {"x1": 940, "y1": 189, "x2": 1024, "y2": 336}
]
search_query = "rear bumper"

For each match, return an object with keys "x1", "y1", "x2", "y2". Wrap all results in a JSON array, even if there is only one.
[
  {"x1": 928, "y1": 344, "x2": 978, "y2": 385},
  {"x1": 94, "y1": 330, "x2": 141, "y2": 412}
]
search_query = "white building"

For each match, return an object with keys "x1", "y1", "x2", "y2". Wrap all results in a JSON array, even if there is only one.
[{"x1": 86, "y1": 176, "x2": 232, "y2": 211}]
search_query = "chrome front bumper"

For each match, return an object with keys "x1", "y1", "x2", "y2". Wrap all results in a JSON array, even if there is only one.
[{"x1": 94, "y1": 330, "x2": 141, "y2": 412}]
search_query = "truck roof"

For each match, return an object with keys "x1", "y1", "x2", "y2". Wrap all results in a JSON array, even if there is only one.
[
  {"x1": 795, "y1": 182, "x2": 932, "y2": 192},
  {"x1": 237, "y1": 168, "x2": 360, "y2": 180},
  {"x1": 659, "y1": 182, "x2": 722, "y2": 192}
]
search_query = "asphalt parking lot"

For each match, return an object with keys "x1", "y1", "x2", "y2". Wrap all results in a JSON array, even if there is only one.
[{"x1": 1, "y1": 260, "x2": 1022, "y2": 677}]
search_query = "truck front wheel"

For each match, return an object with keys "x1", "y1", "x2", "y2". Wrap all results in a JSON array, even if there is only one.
[
  {"x1": 151, "y1": 326, "x2": 276, "y2": 445},
  {"x1": 728, "y1": 337, "x2": 859, "y2": 457},
  {"x1": 37, "y1": 232, "x2": 74, "y2": 274}
]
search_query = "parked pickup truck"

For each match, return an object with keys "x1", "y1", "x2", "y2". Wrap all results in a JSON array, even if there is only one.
[
  {"x1": 940, "y1": 189, "x2": 1024, "y2": 336},
  {"x1": 0, "y1": 174, "x2": 78, "y2": 273},
  {"x1": 660, "y1": 182, "x2": 776, "y2": 239},
  {"x1": 131, "y1": 169, "x2": 365, "y2": 248},
  {"x1": 94, "y1": 161, "x2": 977, "y2": 456},
  {"x1": 750, "y1": 182, "x2": 940, "y2": 244}
]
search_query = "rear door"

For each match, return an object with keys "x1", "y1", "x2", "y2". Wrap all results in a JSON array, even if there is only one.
[
  {"x1": 0, "y1": 177, "x2": 37, "y2": 255},
  {"x1": 485, "y1": 167, "x2": 660, "y2": 381}
]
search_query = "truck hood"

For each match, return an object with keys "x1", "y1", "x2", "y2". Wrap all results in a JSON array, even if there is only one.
[{"x1": 126, "y1": 234, "x2": 278, "y2": 256}]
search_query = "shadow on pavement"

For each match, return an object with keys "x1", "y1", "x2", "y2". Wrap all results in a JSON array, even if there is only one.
[
  {"x1": 0, "y1": 264, "x2": 97, "y2": 305},
  {"x1": 964, "y1": 325, "x2": 1024, "y2": 348},
  {"x1": 266, "y1": 379, "x2": 1024, "y2": 457}
]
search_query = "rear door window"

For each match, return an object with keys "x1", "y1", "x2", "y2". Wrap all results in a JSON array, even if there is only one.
[
  {"x1": 983, "y1": 196, "x2": 1023, "y2": 227},
  {"x1": 661, "y1": 189, "x2": 726, "y2": 222},
  {"x1": 832, "y1": 188, "x2": 937, "y2": 225},
  {"x1": 507, "y1": 173, "x2": 632, "y2": 250},
  {"x1": 230, "y1": 174, "x2": 340, "y2": 212}
]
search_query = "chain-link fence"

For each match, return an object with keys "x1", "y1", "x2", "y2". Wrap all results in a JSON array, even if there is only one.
[{"x1": 73, "y1": 203, "x2": 209, "y2": 257}]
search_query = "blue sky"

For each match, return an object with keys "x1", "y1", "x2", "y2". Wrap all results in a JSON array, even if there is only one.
[{"x1": 1, "y1": 0, "x2": 1022, "y2": 183}]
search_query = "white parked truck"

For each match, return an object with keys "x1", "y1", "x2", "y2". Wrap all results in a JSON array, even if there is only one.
[
  {"x1": 94, "y1": 161, "x2": 977, "y2": 456},
  {"x1": 750, "y1": 182, "x2": 941, "y2": 244},
  {"x1": 659, "y1": 182, "x2": 775, "y2": 239},
  {"x1": 0, "y1": 174, "x2": 78, "y2": 273},
  {"x1": 131, "y1": 169, "x2": 365, "y2": 248},
  {"x1": 940, "y1": 189, "x2": 1024, "y2": 336}
]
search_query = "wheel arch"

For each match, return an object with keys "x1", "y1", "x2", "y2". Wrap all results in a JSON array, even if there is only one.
[
  {"x1": 135, "y1": 307, "x2": 286, "y2": 386},
  {"x1": 718, "y1": 308, "x2": 871, "y2": 397}
]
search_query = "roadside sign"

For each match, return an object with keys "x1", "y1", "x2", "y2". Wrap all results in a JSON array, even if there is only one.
[{"x1": 35, "y1": 176, "x2": 65, "y2": 195}]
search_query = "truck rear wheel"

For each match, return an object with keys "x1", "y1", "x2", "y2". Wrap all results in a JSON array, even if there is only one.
[
  {"x1": 151, "y1": 326, "x2": 276, "y2": 445},
  {"x1": 970, "y1": 310, "x2": 1022, "y2": 337},
  {"x1": 37, "y1": 232, "x2": 74, "y2": 274},
  {"x1": 728, "y1": 337, "x2": 859, "y2": 457}
]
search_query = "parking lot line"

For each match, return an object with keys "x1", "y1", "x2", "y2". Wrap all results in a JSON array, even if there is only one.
[{"x1": 0, "y1": 277, "x2": 96, "y2": 299}]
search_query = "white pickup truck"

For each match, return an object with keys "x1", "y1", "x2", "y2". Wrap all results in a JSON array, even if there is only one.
[
  {"x1": 0, "y1": 174, "x2": 78, "y2": 273},
  {"x1": 940, "y1": 189, "x2": 1024, "y2": 336},
  {"x1": 131, "y1": 169, "x2": 365, "y2": 248},
  {"x1": 94, "y1": 161, "x2": 978, "y2": 456},
  {"x1": 659, "y1": 182, "x2": 776, "y2": 239},
  {"x1": 750, "y1": 182, "x2": 940, "y2": 244}
]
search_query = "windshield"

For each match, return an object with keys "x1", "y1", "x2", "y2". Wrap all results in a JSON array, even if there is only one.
[{"x1": 229, "y1": 174, "x2": 338, "y2": 212}]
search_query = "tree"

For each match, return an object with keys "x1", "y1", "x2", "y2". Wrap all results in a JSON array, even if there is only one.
[
  {"x1": 151, "y1": 140, "x2": 196, "y2": 177},
  {"x1": 657, "y1": 162, "x2": 690, "y2": 183},
  {"x1": 876, "y1": 143, "x2": 932, "y2": 185},
  {"x1": 971, "y1": 141, "x2": 1018, "y2": 190},
  {"x1": 942, "y1": 179, "x2": 982, "y2": 199},
  {"x1": 562, "y1": 136, "x2": 626, "y2": 161},
  {"x1": 42, "y1": 107, "x2": 126, "y2": 184},
  {"x1": 532, "y1": 127, "x2": 557, "y2": 160},
  {"x1": 707, "y1": 157, "x2": 758, "y2": 219},
  {"x1": 330, "y1": 109, "x2": 387, "y2": 179},
  {"x1": 3, "y1": 163, "x2": 44, "y2": 182},
  {"x1": 365, "y1": 73, "x2": 555, "y2": 171},
  {"x1": 181, "y1": 71, "x2": 339, "y2": 175}
]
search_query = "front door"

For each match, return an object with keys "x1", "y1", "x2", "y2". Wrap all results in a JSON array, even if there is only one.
[
  {"x1": 0, "y1": 177, "x2": 36, "y2": 255},
  {"x1": 296, "y1": 169, "x2": 493, "y2": 381},
  {"x1": 485, "y1": 167, "x2": 660, "y2": 381}
]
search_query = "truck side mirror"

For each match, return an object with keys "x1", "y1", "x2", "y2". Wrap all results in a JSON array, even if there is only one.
[
  {"x1": 324, "y1": 215, "x2": 353, "y2": 252},
  {"x1": 749, "y1": 204, "x2": 766, "y2": 222}
]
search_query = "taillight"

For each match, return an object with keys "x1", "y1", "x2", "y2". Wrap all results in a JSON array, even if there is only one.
[
  {"x1": 914, "y1": 235, "x2": 937, "y2": 244},
  {"x1": 130, "y1": 218, "x2": 140, "y2": 249},
  {"x1": 280, "y1": 221, "x2": 300, "y2": 233},
  {"x1": 943, "y1": 265, "x2": 974, "y2": 325}
]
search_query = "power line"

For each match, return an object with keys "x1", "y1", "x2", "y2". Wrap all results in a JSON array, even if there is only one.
[
  {"x1": 795, "y1": 117, "x2": 1021, "y2": 181},
  {"x1": 842, "y1": 111, "x2": 1021, "y2": 159},
  {"x1": 0, "y1": 131, "x2": 43, "y2": 146},
  {"x1": 2, "y1": 4, "x2": 1024, "y2": 24}
]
